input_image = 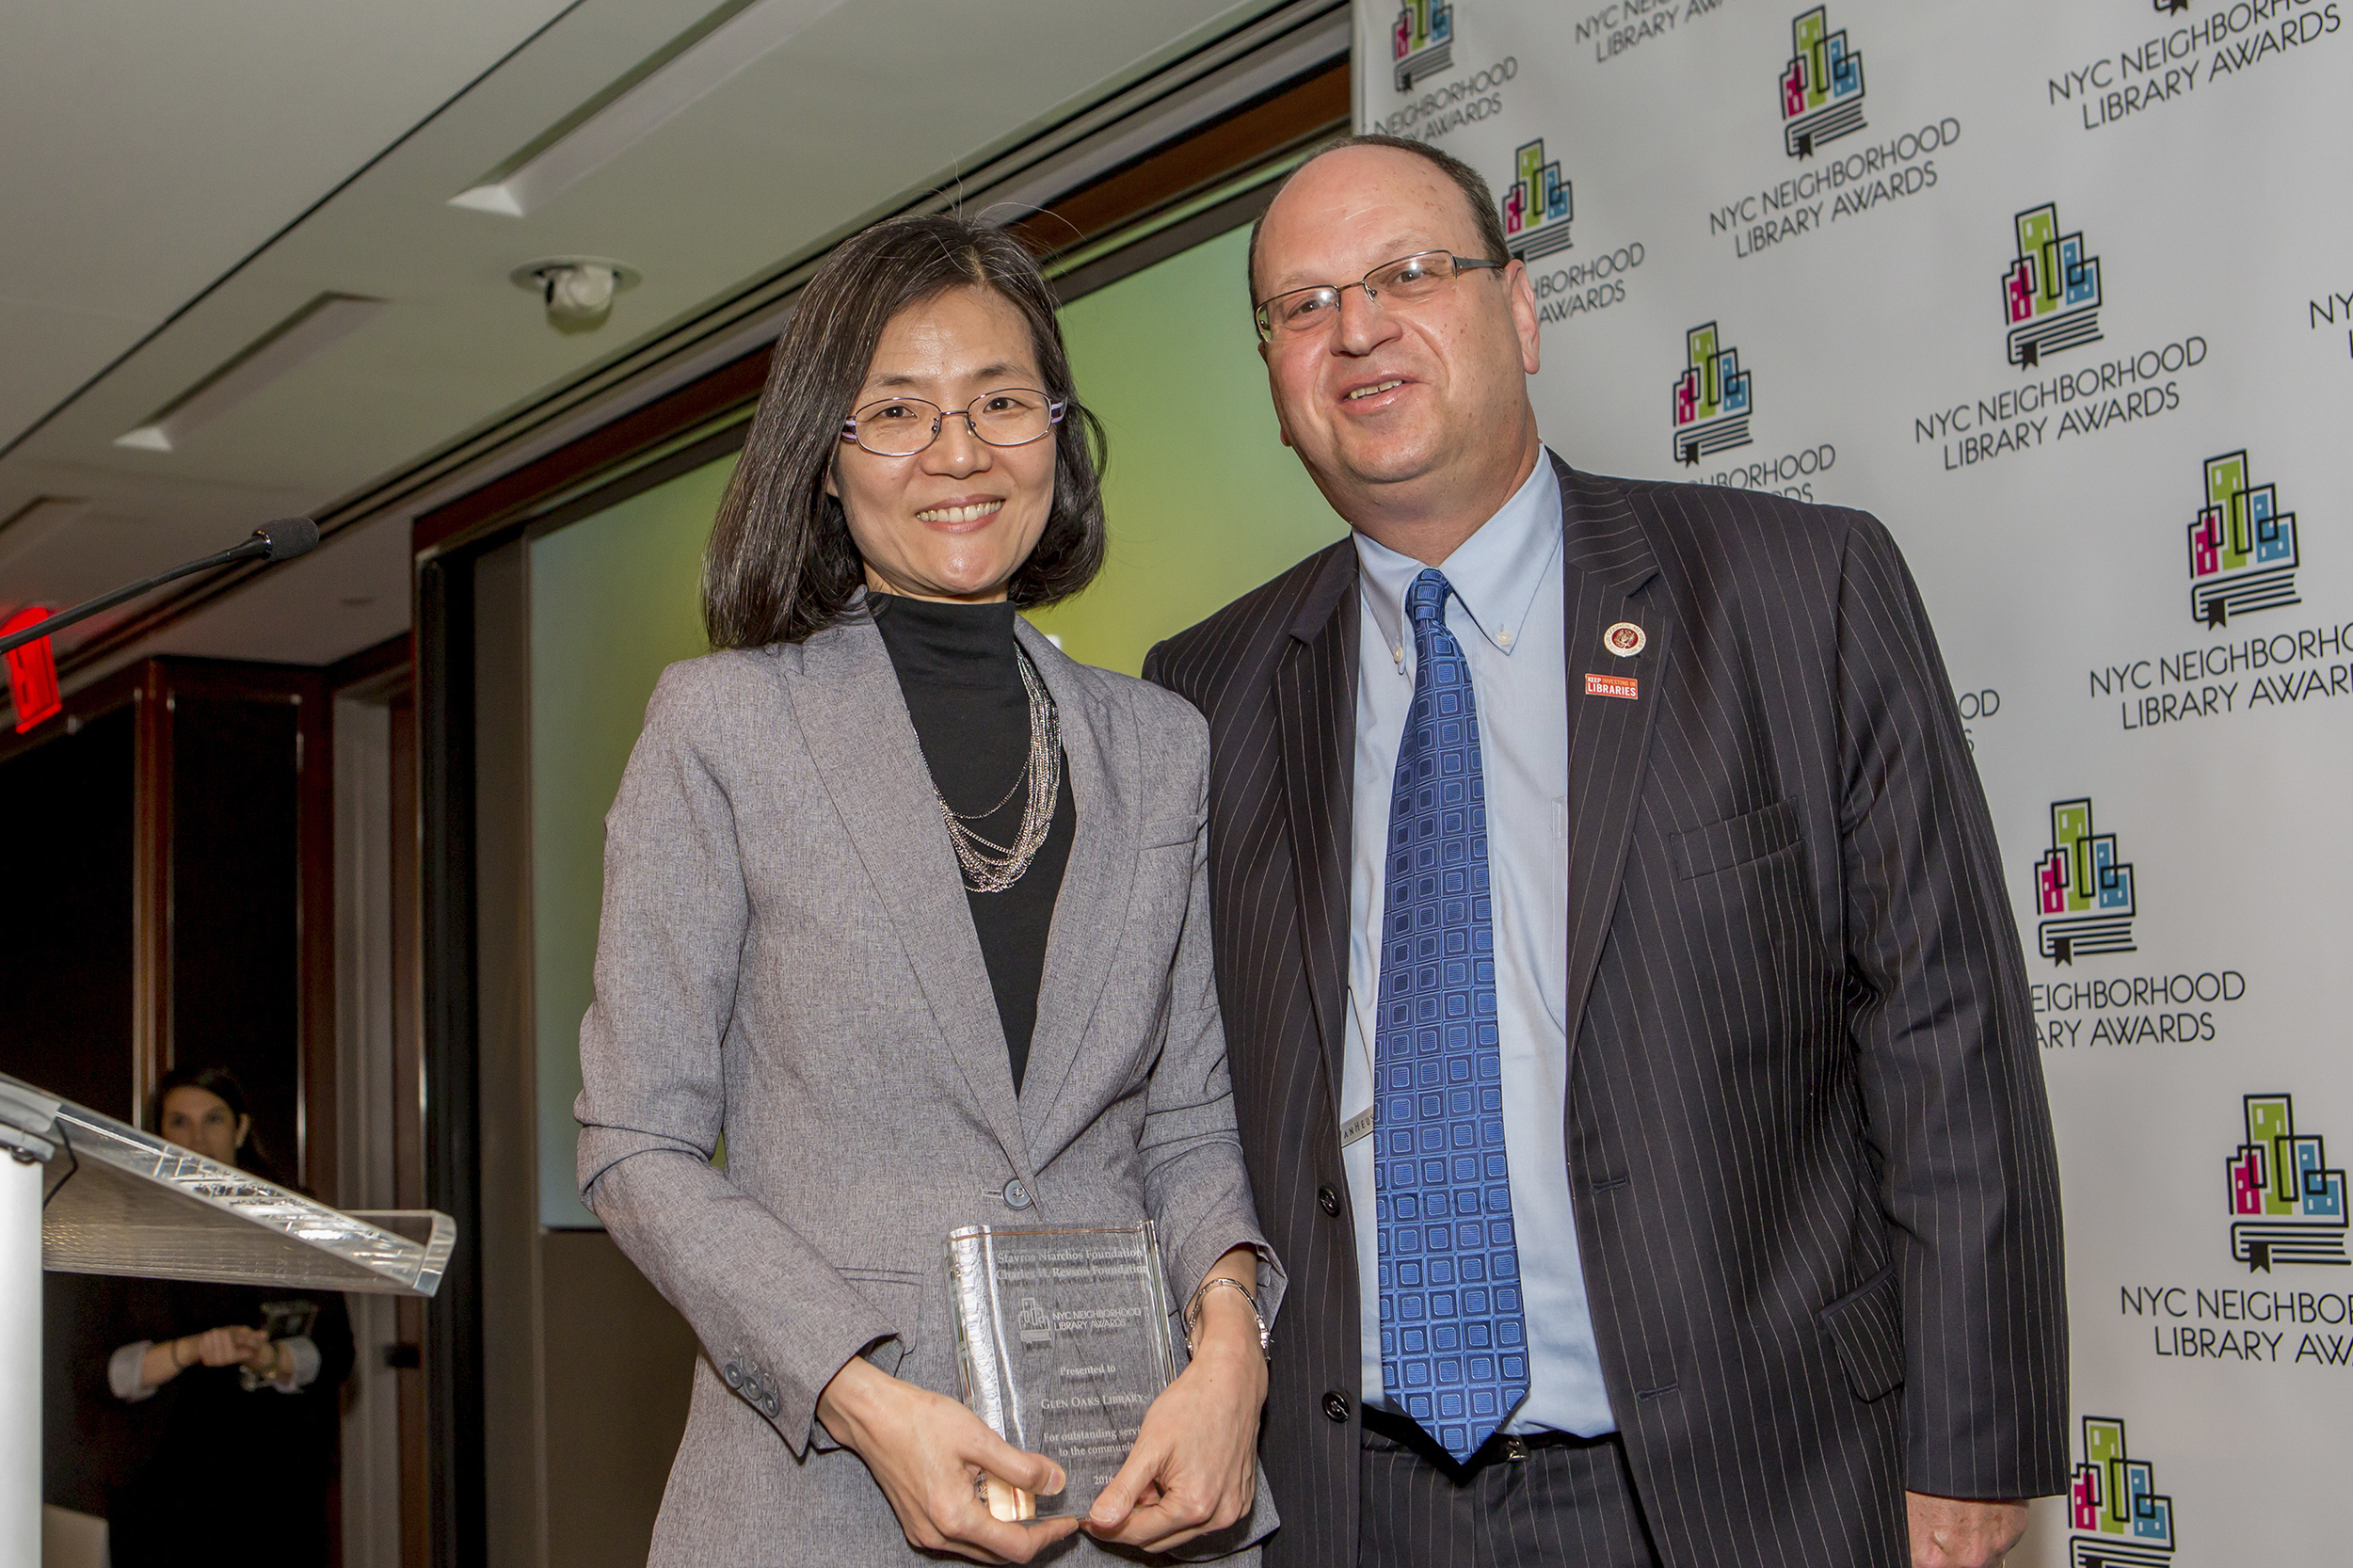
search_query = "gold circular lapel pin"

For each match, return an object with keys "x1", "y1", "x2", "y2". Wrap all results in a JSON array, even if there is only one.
[{"x1": 1604, "y1": 621, "x2": 1647, "y2": 657}]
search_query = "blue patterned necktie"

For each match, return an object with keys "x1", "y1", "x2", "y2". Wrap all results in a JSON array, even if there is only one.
[{"x1": 1374, "y1": 568, "x2": 1527, "y2": 1463}]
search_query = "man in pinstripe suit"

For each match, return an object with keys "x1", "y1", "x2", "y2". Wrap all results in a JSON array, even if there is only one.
[{"x1": 1142, "y1": 136, "x2": 2067, "y2": 1568}]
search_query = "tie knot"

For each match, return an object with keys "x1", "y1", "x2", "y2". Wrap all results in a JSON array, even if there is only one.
[{"x1": 1405, "y1": 568, "x2": 1452, "y2": 629}]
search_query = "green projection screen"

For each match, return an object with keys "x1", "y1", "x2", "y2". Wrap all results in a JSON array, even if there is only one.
[
  {"x1": 1027, "y1": 223, "x2": 1345, "y2": 672},
  {"x1": 530, "y1": 458, "x2": 732, "y2": 1227},
  {"x1": 529, "y1": 218, "x2": 1343, "y2": 1225}
]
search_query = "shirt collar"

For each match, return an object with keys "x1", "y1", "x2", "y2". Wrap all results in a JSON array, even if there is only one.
[{"x1": 1355, "y1": 450, "x2": 1563, "y2": 671}]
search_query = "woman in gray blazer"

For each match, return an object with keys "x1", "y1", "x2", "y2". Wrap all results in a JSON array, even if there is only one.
[{"x1": 575, "y1": 215, "x2": 1283, "y2": 1566}]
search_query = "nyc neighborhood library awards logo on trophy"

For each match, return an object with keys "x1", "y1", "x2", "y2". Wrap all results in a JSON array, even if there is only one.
[
  {"x1": 2187, "y1": 450, "x2": 2302, "y2": 628},
  {"x1": 2227, "y1": 1093, "x2": 2349, "y2": 1272},
  {"x1": 1393, "y1": 0, "x2": 1453, "y2": 90},
  {"x1": 2033, "y1": 799, "x2": 2135, "y2": 964},
  {"x1": 2069, "y1": 1417, "x2": 2178, "y2": 1568},
  {"x1": 1671, "y1": 322, "x2": 1753, "y2": 465},
  {"x1": 2004, "y1": 202, "x2": 2104, "y2": 367},
  {"x1": 1500, "y1": 138, "x2": 1573, "y2": 259},
  {"x1": 1780, "y1": 7, "x2": 1865, "y2": 157}
]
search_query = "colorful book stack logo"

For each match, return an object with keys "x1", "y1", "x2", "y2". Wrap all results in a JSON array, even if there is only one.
[
  {"x1": 2227, "y1": 1094, "x2": 2349, "y2": 1272},
  {"x1": 2003, "y1": 203, "x2": 2104, "y2": 367},
  {"x1": 1502, "y1": 138, "x2": 1573, "y2": 261},
  {"x1": 1781, "y1": 8, "x2": 1866, "y2": 158},
  {"x1": 2187, "y1": 450, "x2": 2301, "y2": 629},
  {"x1": 2032, "y1": 799, "x2": 2135, "y2": 964},
  {"x1": 1393, "y1": 0, "x2": 1454, "y2": 91},
  {"x1": 1671, "y1": 323, "x2": 1753, "y2": 465},
  {"x1": 2069, "y1": 1417, "x2": 2175, "y2": 1568}
]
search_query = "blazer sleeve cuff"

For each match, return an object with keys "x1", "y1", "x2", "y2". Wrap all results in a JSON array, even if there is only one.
[
  {"x1": 1160, "y1": 1202, "x2": 1289, "y2": 1329},
  {"x1": 785, "y1": 1318, "x2": 909, "y2": 1458},
  {"x1": 583, "y1": 1144, "x2": 911, "y2": 1462}
]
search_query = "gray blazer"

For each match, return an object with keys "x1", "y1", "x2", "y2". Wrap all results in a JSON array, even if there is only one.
[{"x1": 576, "y1": 615, "x2": 1285, "y2": 1566}]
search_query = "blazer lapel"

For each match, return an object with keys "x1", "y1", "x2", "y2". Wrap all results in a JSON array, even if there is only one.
[
  {"x1": 784, "y1": 619, "x2": 1032, "y2": 1179},
  {"x1": 1275, "y1": 543, "x2": 1361, "y2": 1121},
  {"x1": 1555, "y1": 456, "x2": 1673, "y2": 1054},
  {"x1": 1013, "y1": 619, "x2": 1134, "y2": 1156}
]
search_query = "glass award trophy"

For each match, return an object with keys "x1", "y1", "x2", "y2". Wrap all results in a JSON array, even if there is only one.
[{"x1": 946, "y1": 1220, "x2": 1176, "y2": 1521}]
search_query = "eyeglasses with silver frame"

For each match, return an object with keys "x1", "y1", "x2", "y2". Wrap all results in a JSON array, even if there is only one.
[
  {"x1": 840, "y1": 388, "x2": 1066, "y2": 458},
  {"x1": 1252, "y1": 250, "x2": 1506, "y2": 343}
]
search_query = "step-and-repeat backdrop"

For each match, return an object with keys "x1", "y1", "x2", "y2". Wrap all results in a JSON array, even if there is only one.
[{"x1": 1353, "y1": 2, "x2": 2350, "y2": 1560}]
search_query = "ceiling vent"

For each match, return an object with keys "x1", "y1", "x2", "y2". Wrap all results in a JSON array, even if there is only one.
[
  {"x1": 449, "y1": 0, "x2": 854, "y2": 218},
  {"x1": 116, "y1": 294, "x2": 384, "y2": 453}
]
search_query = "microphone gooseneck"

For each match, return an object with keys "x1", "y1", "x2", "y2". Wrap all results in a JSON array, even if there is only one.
[{"x1": 0, "y1": 517, "x2": 322, "y2": 662}]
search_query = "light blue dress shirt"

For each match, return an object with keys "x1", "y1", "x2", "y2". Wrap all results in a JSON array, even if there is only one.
[{"x1": 1341, "y1": 452, "x2": 1616, "y2": 1437}]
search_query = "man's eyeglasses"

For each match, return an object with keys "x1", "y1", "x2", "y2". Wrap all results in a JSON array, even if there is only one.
[
  {"x1": 840, "y1": 388, "x2": 1066, "y2": 457},
  {"x1": 1253, "y1": 250, "x2": 1506, "y2": 343}
]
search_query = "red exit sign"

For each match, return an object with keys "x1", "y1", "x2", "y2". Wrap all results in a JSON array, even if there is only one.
[{"x1": 2, "y1": 608, "x2": 62, "y2": 732}]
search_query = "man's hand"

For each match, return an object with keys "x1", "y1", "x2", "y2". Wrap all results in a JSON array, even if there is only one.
[
  {"x1": 817, "y1": 1356, "x2": 1078, "y2": 1564},
  {"x1": 1908, "y1": 1492, "x2": 2028, "y2": 1568}
]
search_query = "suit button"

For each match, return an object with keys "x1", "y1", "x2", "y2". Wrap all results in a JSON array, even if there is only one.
[
  {"x1": 722, "y1": 1360, "x2": 743, "y2": 1389},
  {"x1": 1317, "y1": 1185, "x2": 1341, "y2": 1216},
  {"x1": 1322, "y1": 1390, "x2": 1353, "y2": 1424},
  {"x1": 1002, "y1": 1178, "x2": 1032, "y2": 1210}
]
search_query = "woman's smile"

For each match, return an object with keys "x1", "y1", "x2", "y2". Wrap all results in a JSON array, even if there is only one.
[{"x1": 913, "y1": 496, "x2": 1006, "y2": 527}]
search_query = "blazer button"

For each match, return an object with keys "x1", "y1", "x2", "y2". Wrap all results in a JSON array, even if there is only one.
[
  {"x1": 1322, "y1": 1390, "x2": 1353, "y2": 1424},
  {"x1": 1002, "y1": 1177, "x2": 1032, "y2": 1210},
  {"x1": 1317, "y1": 1185, "x2": 1341, "y2": 1217},
  {"x1": 722, "y1": 1360, "x2": 743, "y2": 1389}
]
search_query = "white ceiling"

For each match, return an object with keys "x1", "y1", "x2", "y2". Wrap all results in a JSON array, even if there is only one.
[{"x1": 0, "y1": 0, "x2": 1287, "y2": 676}]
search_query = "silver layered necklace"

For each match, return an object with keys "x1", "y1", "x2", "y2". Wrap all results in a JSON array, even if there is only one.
[{"x1": 936, "y1": 646, "x2": 1061, "y2": 892}]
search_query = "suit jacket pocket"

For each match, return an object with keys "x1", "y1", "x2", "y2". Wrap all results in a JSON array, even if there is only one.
[
  {"x1": 837, "y1": 1267, "x2": 926, "y2": 1375},
  {"x1": 1671, "y1": 798, "x2": 1801, "y2": 881},
  {"x1": 1138, "y1": 815, "x2": 1199, "y2": 849},
  {"x1": 1817, "y1": 1263, "x2": 1904, "y2": 1403}
]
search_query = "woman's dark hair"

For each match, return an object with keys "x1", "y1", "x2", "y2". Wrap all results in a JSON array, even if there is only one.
[
  {"x1": 704, "y1": 215, "x2": 1109, "y2": 648},
  {"x1": 151, "y1": 1063, "x2": 278, "y2": 1180}
]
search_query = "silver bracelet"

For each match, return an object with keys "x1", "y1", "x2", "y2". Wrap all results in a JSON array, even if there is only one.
[{"x1": 1185, "y1": 1275, "x2": 1271, "y2": 1361}]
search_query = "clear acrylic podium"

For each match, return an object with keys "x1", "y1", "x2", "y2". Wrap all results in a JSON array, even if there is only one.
[{"x1": 0, "y1": 1072, "x2": 453, "y2": 1561}]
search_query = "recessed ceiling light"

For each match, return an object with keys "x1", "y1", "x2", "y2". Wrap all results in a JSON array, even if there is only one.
[
  {"x1": 117, "y1": 295, "x2": 383, "y2": 453},
  {"x1": 450, "y1": 0, "x2": 854, "y2": 218}
]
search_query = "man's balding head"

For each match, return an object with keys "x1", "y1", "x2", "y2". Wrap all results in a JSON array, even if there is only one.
[{"x1": 1247, "y1": 135, "x2": 1509, "y2": 306}]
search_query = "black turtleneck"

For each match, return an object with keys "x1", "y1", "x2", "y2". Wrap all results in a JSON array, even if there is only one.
[{"x1": 872, "y1": 594, "x2": 1076, "y2": 1093}]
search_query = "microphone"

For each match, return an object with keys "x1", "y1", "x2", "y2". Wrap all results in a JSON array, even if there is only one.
[
  {"x1": 0, "y1": 517, "x2": 321, "y2": 660},
  {"x1": 249, "y1": 516, "x2": 319, "y2": 563}
]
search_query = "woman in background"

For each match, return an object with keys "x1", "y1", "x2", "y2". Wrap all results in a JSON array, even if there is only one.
[{"x1": 101, "y1": 1064, "x2": 354, "y2": 1567}]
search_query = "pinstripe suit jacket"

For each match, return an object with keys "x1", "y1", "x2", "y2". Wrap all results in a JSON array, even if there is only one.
[{"x1": 1143, "y1": 458, "x2": 2068, "y2": 1568}]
